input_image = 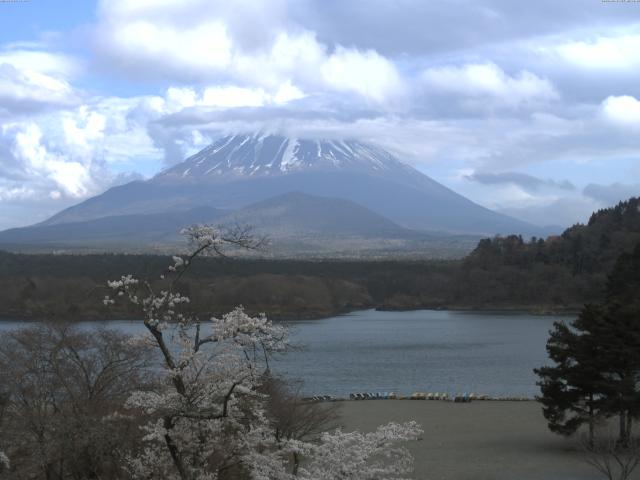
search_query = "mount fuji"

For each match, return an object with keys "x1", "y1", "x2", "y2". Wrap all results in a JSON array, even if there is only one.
[{"x1": 0, "y1": 133, "x2": 548, "y2": 255}]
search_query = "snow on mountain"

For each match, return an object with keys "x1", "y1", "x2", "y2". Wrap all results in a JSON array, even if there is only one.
[{"x1": 155, "y1": 133, "x2": 409, "y2": 179}]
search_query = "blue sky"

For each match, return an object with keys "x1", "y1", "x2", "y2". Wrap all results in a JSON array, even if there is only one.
[{"x1": 0, "y1": 0, "x2": 639, "y2": 229}]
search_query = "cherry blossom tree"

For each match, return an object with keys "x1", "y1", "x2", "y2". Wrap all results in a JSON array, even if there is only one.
[
  {"x1": 294, "y1": 422, "x2": 423, "y2": 480},
  {"x1": 0, "y1": 452, "x2": 8, "y2": 475},
  {"x1": 107, "y1": 225, "x2": 421, "y2": 480}
]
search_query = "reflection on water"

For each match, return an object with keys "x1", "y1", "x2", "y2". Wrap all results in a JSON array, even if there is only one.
[{"x1": 0, "y1": 309, "x2": 568, "y2": 397}]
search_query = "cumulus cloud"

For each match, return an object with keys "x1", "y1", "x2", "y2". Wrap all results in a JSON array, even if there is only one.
[
  {"x1": 0, "y1": 93, "x2": 166, "y2": 217},
  {"x1": 8, "y1": 123, "x2": 94, "y2": 198},
  {"x1": 92, "y1": 0, "x2": 405, "y2": 105},
  {"x1": 601, "y1": 95, "x2": 640, "y2": 127},
  {"x1": 0, "y1": 48, "x2": 79, "y2": 77},
  {"x1": 0, "y1": 49, "x2": 80, "y2": 115},
  {"x1": 555, "y1": 34, "x2": 640, "y2": 70},
  {"x1": 321, "y1": 46, "x2": 404, "y2": 103},
  {"x1": 163, "y1": 82, "x2": 305, "y2": 110},
  {"x1": 422, "y1": 63, "x2": 558, "y2": 107}
]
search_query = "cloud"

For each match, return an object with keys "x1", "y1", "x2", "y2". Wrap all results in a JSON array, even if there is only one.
[
  {"x1": 0, "y1": 48, "x2": 79, "y2": 77},
  {"x1": 0, "y1": 49, "x2": 81, "y2": 115},
  {"x1": 163, "y1": 82, "x2": 306, "y2": 110},
  {"x1": 583, "y1": 182, "x2": 640, "y2": 205},
  {"x1": 0, "y1": 92, "x2": 169, "y2": 220},
  {"x1": 8, "y1": 123, "x2": 94, "y2": 198},
  {"x1": 99, "y1": 19, "x2": 233, "y2": 78},
  {"x1": 0, "y1": 185, "x2": 35, "y2": 202},
  {"x1": 421, "y1": 63, "x2": 558, "y2": 107},
  {"x1": 321, "y1": 46, "x2": 405, "y2": 103},
  {"x1": 602, "y1": 95, "x2": 640, "y2": 127},
  {"x1": 466, "y1": 171, "x2": 575, "y2": 191},
  {"x1": 294, "y1": 0, "x2": 638, "y2": 58},
  {"x1": 555, "y1": 34, "x2": 640, "y2": 70},
  {"x1": 92, "y1": 0, "x2": 404, "y2": 105},
  {"x1": 498, "y1": 196, "x2": 600, "y2": 229}
]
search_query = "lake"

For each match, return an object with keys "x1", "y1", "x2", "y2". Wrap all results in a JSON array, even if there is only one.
[{"x1": 0, "y1": 309, "x2": 567, "y2": 398}]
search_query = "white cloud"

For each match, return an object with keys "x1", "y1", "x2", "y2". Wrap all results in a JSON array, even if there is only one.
[
  {"x1": 165, "y1": 87, "x2": 197, "y2": 110},
  {"x1": 422, "y1": 62, "x2": 558, "y2": 107},
  {"x1": 10, "y1": 123, "x2": 94, "y2": 198},
  {"x1": 103, "y1": 20, "x2": 233, "y2": 76},
  {"x1": 62, "y1": 107, "x2": 107, "y2": 149},
  {"x1": 162, "y1": 82, "x2": 305, "y2": 111},
  {"x1": 0, "y1": 49, "x2": 80, "y2": 114},
  {"x1": 202, "y1": 86, "x2": 268, "y2": 108},
  {"x1": 232, "y1": 31, "x2": 326, "y2": 89},
  {"x1": 273, "y1": 80, "x2": 306, "y2": 104},
  {"x1": 0, "y1": 93, "x2": 167, "y2": 211},
  {"x1": 321, "y1": 46, "x2": 404, "y2": 103},
  {"x1": 555, "y1": 34, "x2": 640, "y2": 69},
  {"x1": 602, "y1": 95, "x2": 640, "y2": 127},
  {"x1": 93, "y1": 0, "x2": 403, "y2": 105},
  {"x1": 0, "y1": 49, "x2": 79, "y2": 77}
]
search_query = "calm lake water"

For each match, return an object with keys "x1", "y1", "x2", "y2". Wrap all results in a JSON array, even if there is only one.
[{"x1": 0, "y1": 309, "x2": 567, "y2": 398}]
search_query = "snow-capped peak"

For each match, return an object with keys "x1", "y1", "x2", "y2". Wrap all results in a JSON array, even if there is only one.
[{"x1": 155, "y1": 133, "x2": 409, "y2": 179}]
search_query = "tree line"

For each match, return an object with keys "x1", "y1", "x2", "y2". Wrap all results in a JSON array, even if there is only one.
[{"x1": 1, "y1": 197, "x2": 639, "y2": 321}]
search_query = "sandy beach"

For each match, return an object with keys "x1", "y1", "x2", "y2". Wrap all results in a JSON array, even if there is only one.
[{"x1": 339, "y1": 400, "x2": 606, "y2": 480}]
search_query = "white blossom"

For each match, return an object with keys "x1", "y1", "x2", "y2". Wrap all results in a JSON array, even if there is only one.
[
  {"x1": 180, "y1": 225, "x2": 221, "y2": 250},
  {"x1": 298, "y1": 422, "x2": 423, "y2": 480},
  {"x1": 0, "y1": 451, "x2": 9, "y2": 473},
  {"x1": 104, "y1": 225, "x2": 422, "y2": 480}
]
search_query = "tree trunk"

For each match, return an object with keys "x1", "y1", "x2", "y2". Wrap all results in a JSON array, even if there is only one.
[
  {"x1": 588, "y1": 395, "x2": 595, "y2": 448},
  {"x1": 619, "y1": 411, "x2": 629, "y2": 446},
  {"x1": 163, "y1": 416, "x2": 190, "y2": 480},
  {"x1": 292, "y1": 451, "x2": 300, "y2": 476}
]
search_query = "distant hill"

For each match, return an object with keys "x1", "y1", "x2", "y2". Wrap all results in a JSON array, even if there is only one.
[
  {"x1": 219, "y1": 192, "x2": 408, "y2": 238},
  {"x1": 0, "y1": 207, "x2": 226, "y2": 248},
  {"x1": 466, "y1": 197, "x2": 640, "y2": 275},
  {"x1": 212, "y1": 192, "x2": 482, "y2": 257}
]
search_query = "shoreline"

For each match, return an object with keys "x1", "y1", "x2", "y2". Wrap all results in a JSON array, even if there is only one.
[{"x1": 0, "y1": 304, "x2": 579, "y2": 323}]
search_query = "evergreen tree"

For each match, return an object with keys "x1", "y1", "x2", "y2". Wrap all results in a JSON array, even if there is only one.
[
  {"x1": 536, "y1": 243, "x2": 640, "y2": 445},
  {"x1": 535, "y1": 308, "x2": 604, "y2": 445},
  {"x1": 595, "y1": 243, "x2": 640, "y2": 444}
]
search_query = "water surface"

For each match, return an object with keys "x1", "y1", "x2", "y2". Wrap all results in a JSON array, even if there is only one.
[{"x1": 0, "y1": 309, "x2": 566, "y2": 397}]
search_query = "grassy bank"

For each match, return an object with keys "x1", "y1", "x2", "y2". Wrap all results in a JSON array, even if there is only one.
[{"x1": 339, "y1": 400, "x2": 598, "y2": 480}]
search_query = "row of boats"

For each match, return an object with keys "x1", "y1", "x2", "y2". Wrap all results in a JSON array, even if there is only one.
[{"x1": 303, "y1": 392, "x2": 532, "y2": 402}]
